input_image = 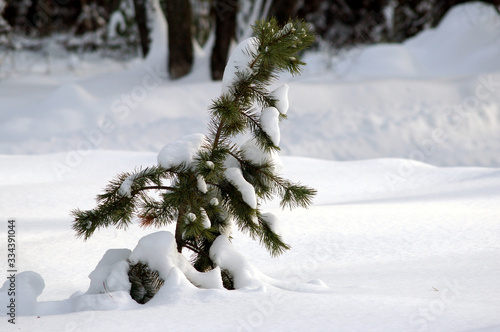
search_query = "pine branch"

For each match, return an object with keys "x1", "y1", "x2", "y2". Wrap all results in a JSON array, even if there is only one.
[{"x1": 258, "y1": 215, "x2": 290, "y2": 257}]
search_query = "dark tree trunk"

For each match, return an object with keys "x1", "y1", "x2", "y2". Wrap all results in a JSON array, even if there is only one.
[
  {"x1": 268, "y1": 0, "x2": 299, "y2": 25},
  {"x1": 175, "y1": 207, "x2": 186, "y2": 253},
  {"x1": 165, "y1": 0, "x2": 193, "y2": 79},
  {"x1": 2, "y1": 1, "x2": 20, "y2": 28},
  {"x1": 133, "y1": 0, "x2": 150, "y2": 57},
  {"x1": 25, "y1": 0, "x2": 39, "y2": 34},
  {"x1": 210, "y1": 0, "x2": 237, "y2": 80}
]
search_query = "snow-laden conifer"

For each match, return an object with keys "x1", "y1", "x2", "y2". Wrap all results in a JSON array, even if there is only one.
[{"x1": 72, "y1": 18, "x2": 316, "y2": 295}]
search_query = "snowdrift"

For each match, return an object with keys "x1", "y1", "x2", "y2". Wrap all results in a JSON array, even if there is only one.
[{"x1": 0, "y1": 151, "x2": 499, "y2": 331}]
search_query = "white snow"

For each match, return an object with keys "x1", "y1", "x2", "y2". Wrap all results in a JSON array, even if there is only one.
[
  {"x1": 0, "y1": 151, "x2": 500, "y2": 331},
  {"x1": 157, "y1": 134, "x2": 206, "y2": 169},
  {"x1": 209, "y1": 234, "x2": 330, "y2": 292},
  {"x1": 241, "y1": 138, "x2": 283, "y2": 173},
  {"x1": 144, "y1": 0, "x2": 168, "y2": 69},
  {"x1": 128, "y1": 231, "x2": 223, "y2": 290},
  {"x1": 1, "y1": 2, "x2": 500, "y2": 331},
  {"x1": 185, "y1": 213, "x2": 196, "y2": 223},
  {"x1": 260, "y1": 106, "x2": 281, "y2": 146},
  {"x1": 118, "y1": 173, "x2": 138, "y2": 197},
  {"x1": 224, "y1": 167, "x2": 258, "y2": 209},
  {"x1": 107, "y1": 11, "x2": 126, "y2": 40},
  {"x1": 85, "y1": 248, "x2": 132, "y2": 295},
  {"x1": 261, "y1": 212, "x2": 281, "y2": 236},
  {"x1": 1, "y1": 271, "x2": 45, "y2": 316},
  {"x1": 221, "y1": 37, "x2": 259, "y2": 94},
  {"x1": 205, "y1": 160, "x2": 215, "y2": 169},
  {"x1": 199, "y1": 208, "x2": 211, "y2": 229},
  {"x1": 271, "y1": 84, "x2": 289, "y2": 115},
  {"x1": 196, "y1": 174, "x2": 208, "y2": 194},
  {"x1": 209, "y1": 235, "x2": 266, "y2": 290}
]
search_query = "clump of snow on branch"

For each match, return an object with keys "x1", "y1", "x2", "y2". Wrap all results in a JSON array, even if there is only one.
[
  {"x1": 118, "y1": 173, "x2": 139, "y2": 197},
  {"x1": 271, "y1": 84, "x2": 289, "y2": 115},
  {"x1": 200, "y1": 208, "x2": 211, "y2": 229},
  {"x1": 197, "y1": 174, "x2": 208, "y2": 194},
  {"x1": 260, "y1": 106, "x2": 281, "y2": 146},
  {"x1": 221, "y1": 37, "x2": 259, "y2": 94},
  {"x1": 224, "y1": 167, "x2": 258, "y2": 209},
  {"x1": 157, "y1": 134, "x2": 206, "y2": 169},
  {"x1": 241, "y1": 138, "x2": 283, "y2": 173}
]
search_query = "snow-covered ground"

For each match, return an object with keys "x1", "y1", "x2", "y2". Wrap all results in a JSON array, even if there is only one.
[
  {"x1": 1, "y1": 152, "x2": 499, "y2": 331},
  {"x1": 1, "y1": 2, "x2": 500, "y2": 331}
]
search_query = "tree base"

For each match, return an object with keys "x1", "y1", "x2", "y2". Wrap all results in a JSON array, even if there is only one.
[
  {"x1": 128, "y1": 260, "x2": 164, "y2": 304},
  {"x1": 221, "y1": 268, "x2": 235, "y2": 290}
]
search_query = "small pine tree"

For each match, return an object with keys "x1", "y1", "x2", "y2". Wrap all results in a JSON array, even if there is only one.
[{"x1": 72, "y1": 18, "x2": 316, "y2": 292}]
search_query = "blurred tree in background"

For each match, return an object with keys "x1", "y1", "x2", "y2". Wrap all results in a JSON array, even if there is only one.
[{"x1": 1, "y1": 0, "x2": 499, "y2": 79}]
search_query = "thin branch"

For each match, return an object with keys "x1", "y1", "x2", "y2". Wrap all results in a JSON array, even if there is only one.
[
  {"x1": 183, "y1": 242, "x2": 204, "y2": 255},
  {"x1": 132, "y1": 186, "x2": 176, "y2": 194}
]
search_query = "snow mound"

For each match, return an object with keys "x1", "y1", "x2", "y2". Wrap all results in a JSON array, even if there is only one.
[
  {"x1": 68, "y1": 249, "x2": 137, "y2": 312},
  {"x1": 210, "y1": 235, "x2": 330, "y2": 292},
  {"x1": 1, "y1": 271, "x2": 45, "y2": 316},
  {"x1": 85, "y1": 249, "x2": 132, "y2": 295},
  {"x1": 128, "y1": 231, "x2": 224, "y2": 290},
  {"x1": 405, "y1": 2, "x2": 500, "y2": 77},
  {"x1": 335, "y1": 2, "x2": 500, "y2": 79},
  {"x1": 210, "y1": 235, "x2": 264, "y2": 289}
]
